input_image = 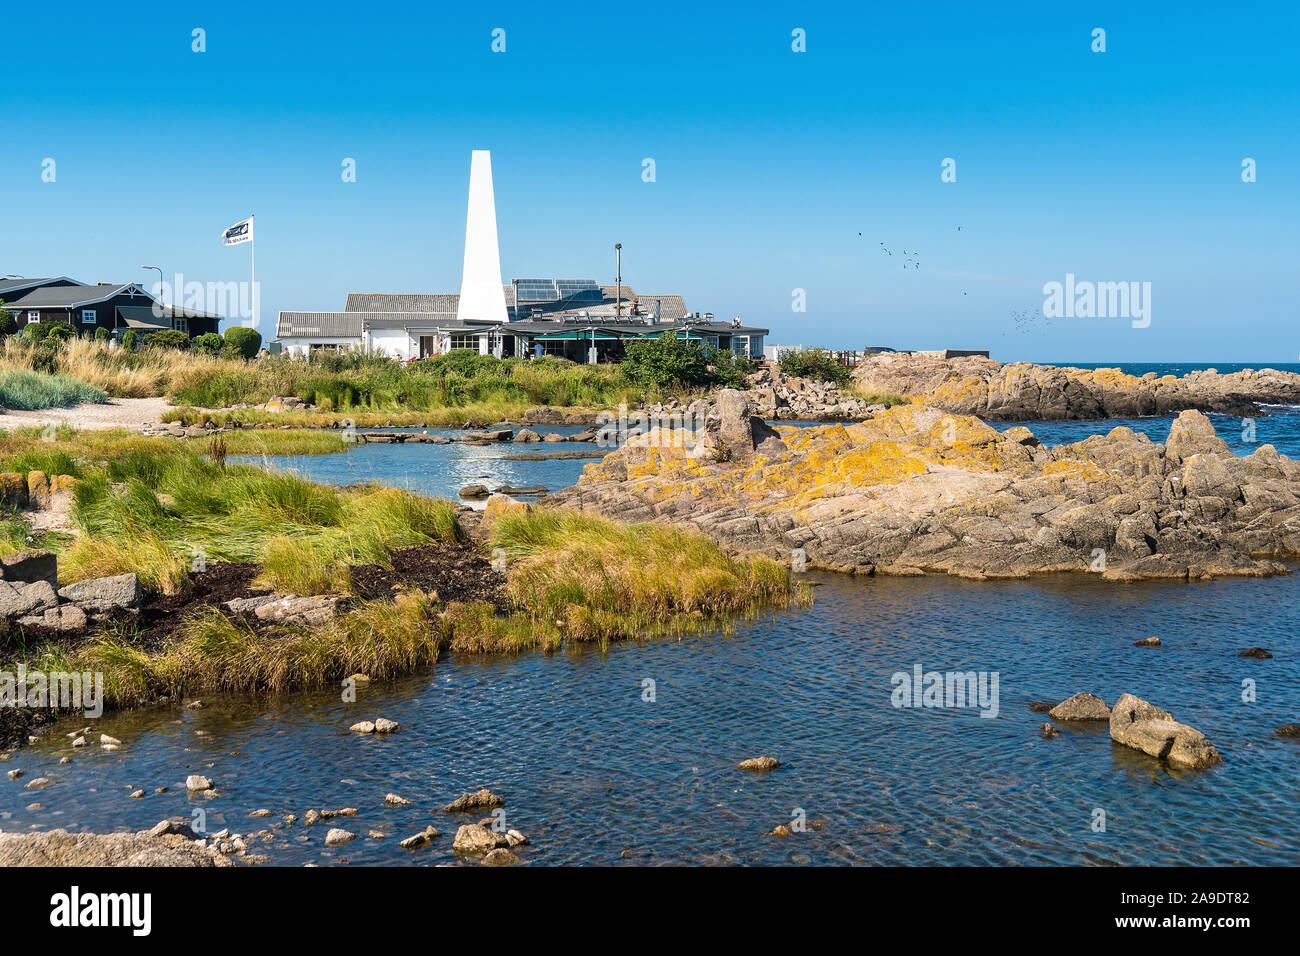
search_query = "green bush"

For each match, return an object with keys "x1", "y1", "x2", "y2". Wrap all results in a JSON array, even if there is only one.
[
  {"x1": 94, "y1": 326, "x2": 109, "y2": 342},
  {"x1": 0, "y1": 303, "x2": 16, "y2": 337},
  {"x1": 193, "y1": 332, "x2": 224, "y2": 355},
  {"x1": 778, "y1": 347, "x2": 850, "y2": 386},
  {"x1": 620, "y1": 333, "x2": 715, "y2": 390},
  {"x1": 146, "y1": 328, "x2": 192, "y2": 351},
  {"x1": 21, "y1": 322, "x2": 52, "y2": 343},
  {"x1": 709, "y1": 347, "x2": 754, "y2": 389},
  {"x1": 121, "y1": 330, "x2": 140, "y2": 351},
  {"x1": 46, "y1": 323, "x2": 76, "y2": 343},
  {"x1": 224, "y1": 326, "x2": 262, "y2": 359}
]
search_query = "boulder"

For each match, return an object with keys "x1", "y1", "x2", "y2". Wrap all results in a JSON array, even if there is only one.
[
  {"x1": 253, "y1": 595, "x2": 339, "y2": 626},
  {"x1": 442, "y1": 788, "x2": 504, "y2": 813},
  {"x1": 515, "y1": 428, "x2": 541, "y2": 443},
  {"x1": 737, "y1": 756, "x2": 780, "y2": 772},
  {"x1": 185, "y1": 775, "x2": 213, "y2": 792},
  {"x1": 22, "y1": 605, "x2": 88, "y2": 632},
  {"x1": 399, "y1": 825, "x2": 440, "y2": 849},
  {"x1": 1108, "y1": 693, "x2": 1223, "y2": 769},
  {"x1": 482, "y1": 847, "x2": 520, "y2": 866},
  {"x1": 698, "y1": 390, "x2": 788, "y2": 463},
  {"x1": 1275, "y1": 724, "x2": 1300, "y2": 738},
  {"x1": 1165, "y1": 410, "x2": 1232, "y2": 462},
  {"x1": 452, "y1": 823, "x2": 507, "y2": 854},
  {"x1": 57, "y1": 573, "x2": 140, "y2": 613},
  {"x1": 0, "y1": 550, "x2": 58, "y2": 588},
  {"x1": 349, "y1": 721, "x2": 375, "y2": 734},
  {"x1": 1239, "y1": 647, "x2": 1273, "y2": 659},
  {"x1": 462, "y1": 429, "x2": 513, "y2": 443},
  {"x1": 324, "y1": 828, "x2": 355, "y2": 846},
  {"x1": 1048, "y1": 692, "x2": 1111, "y2": 721},
  {"x1": 0, "y1": 580, "x2": 58, "y2": 619},
  {"x1": 458, "y1": 483, "x2": 491, "y2": 499}
]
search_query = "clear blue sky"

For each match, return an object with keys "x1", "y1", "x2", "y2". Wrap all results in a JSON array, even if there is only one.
[{"x1": 2, "y1": 1, "x2": 1296, "y2": 362}]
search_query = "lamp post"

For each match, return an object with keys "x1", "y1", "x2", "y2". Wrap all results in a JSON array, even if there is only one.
[
  {"x1": 614, "y1": 243, "x2": 622, "y2": 318},
  {"x1": 141, "y1": 265, "x2": 165, "y2": 324}
]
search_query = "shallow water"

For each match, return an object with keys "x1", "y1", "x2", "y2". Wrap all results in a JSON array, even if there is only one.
[
  {"x1": 6, "y1": 408, "x2": 1300, "y2": 865},
  {"x1": 993, "y1": 408, "x2": 1300, "y2": 458},
  {"x1": 239, "y1": 405, "x2": 1300, "y2": 509},
  {"x1": 232, "y1": 422, "x2": 603, "y2": 506},
  {"x1": 2, "y1": 571, "x2": 1296, "y2": 865}
]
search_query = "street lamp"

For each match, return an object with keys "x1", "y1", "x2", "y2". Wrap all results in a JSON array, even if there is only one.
[
  {"x1": 141, "y1": 265, "x2": 165, "y2": 308},
  {"x1": 614, "y1": 243, "x2": 622, "y2": 318}
]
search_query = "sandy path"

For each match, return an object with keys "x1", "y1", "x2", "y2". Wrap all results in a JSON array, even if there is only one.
[{"x1": 0, "y1": 397, "x2": 173, "y2": 432}]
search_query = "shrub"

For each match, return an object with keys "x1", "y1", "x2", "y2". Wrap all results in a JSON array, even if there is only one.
[
  {"x1": 46, "y1": 323, "x2": 76, "y2": 343},
  {"x1": 94, "y1": 326, "x2": 109, "y2": 342},
  {"x1": 620, "y1": 333, "x2": 713, "y2": 390},
  {"x1": 121, "y1": 330, "x2": 140, "y2": 351},
  {"x1": 0, "y1": 304, "x2": 16, "y2": 337},
  {"x1": 193, "y1": 332, "x2": 223, "y2": 355},
  {"x1": 224, "y1": 326, "x2": 262, "y2": 359},
  {"x1": 21, "y1": 322, "x2": 52, "y2": 343},
  {"x1": 778, "y1": 347, "x2": 850, "y2": 386},
  {"x1": 146, "y1": 328, "x2": 192, "y2": 351}
]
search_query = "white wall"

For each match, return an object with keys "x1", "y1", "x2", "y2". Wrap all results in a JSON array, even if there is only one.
[
  {"x1": 367, "y1": 329, "x2": 414, "y2": 361},
  {"x1": 279, "y1": 337, "x2": 361, "y2": 358}
]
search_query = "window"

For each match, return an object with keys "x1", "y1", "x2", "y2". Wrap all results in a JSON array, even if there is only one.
[
  {"x1": 81, "y1": 309, "x2": 97, "y2": 324},
  {"x1": 171, "y1": 316, "x2": 188, "y2": 333},
  {"x1": 539, "y1": 340, "x2": 567, "y2": 356},
  {"x1": 26, "y1": 312, "x2": 39, "y2": 323},
  {"x1": 309, "y1": 342, "x2": 342, "y2": 354},
  {"x1": 449, "y1": 333, "x2": 479, "y2": 350}
]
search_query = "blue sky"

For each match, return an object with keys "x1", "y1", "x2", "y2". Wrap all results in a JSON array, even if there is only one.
[{"x1": 1, "y1": 1, "x2": 1296, "y2": 362}]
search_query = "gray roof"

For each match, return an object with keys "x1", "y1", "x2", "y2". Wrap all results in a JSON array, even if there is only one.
[
  {"x1": 0, "y1": 277, "x2": 83, "y2": 298},
  {"x1": 277, "y1": 311, "x2": 483, "y2": 338},
  {"x1": 344, "y1": 293, "x2": 461, "y2": 313},
  {"x1": 6, "y1": 282, "x2": 148, "y2": 309}
]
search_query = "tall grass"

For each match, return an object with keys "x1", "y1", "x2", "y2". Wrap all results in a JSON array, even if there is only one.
[
  {"x1": 17, "y1": 590, "x2": 445, "y2": 705},
  {"x1": 0, "y1": 338, "x2": 669, "y2": 416},
  {"x1": 0, "y1": 369, "x2": 107, "y2": 409},
  {"x1": 58, "y1": 447, "x2": 462, "y2": 594},
  {"x1": 486, "y1": 507, "x2": 799, "y2": 646}
]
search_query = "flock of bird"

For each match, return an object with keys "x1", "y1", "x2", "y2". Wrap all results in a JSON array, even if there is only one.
[{"x1": 859, "y1": 227, "x2": 1048, "y2": 333}]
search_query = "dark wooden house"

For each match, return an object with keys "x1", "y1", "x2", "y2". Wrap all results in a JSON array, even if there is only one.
[{"x1": 0, "y1": 277, "x2": 222, "y2": 338}]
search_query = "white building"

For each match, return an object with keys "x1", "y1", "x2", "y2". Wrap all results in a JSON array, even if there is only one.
[{"x1": 275, "y1": 151, "x2": 767, "y2": 363}]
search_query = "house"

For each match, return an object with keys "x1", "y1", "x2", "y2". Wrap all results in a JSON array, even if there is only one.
[
  {"x1": 276, "y1": 279, "x2": 768, "y2": 363},
  {"x1": 0, "y1": 277, "x2": 222, "y2": 338}
]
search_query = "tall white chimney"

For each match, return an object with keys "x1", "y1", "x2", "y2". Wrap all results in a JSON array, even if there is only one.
[{"x1": 456, "y1": 150, "x2": 509, "y2": 323}]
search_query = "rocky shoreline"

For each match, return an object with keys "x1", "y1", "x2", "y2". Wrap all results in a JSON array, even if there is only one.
[
  {"x1": 851, "y1": 352, "x2": 1300, "y2": 421},
  {"x1": 555, "y1": 389, "x2": 1300, "y2": 581}
]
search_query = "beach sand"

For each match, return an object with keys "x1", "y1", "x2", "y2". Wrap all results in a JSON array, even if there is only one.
[{"x1": 0, "y1": 397, "x2": 172, "y2": 432}]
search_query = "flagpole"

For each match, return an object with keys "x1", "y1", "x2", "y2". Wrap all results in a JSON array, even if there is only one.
[{"x1": 250, "y1": 214, "x2": 256, "y2": 330}]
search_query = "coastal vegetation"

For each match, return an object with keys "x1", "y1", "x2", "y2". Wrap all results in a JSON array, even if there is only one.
[
  {"x1": 0, "y1": 426, "x2": 802, "y2": 709},
  {"x1": 777, "y1": 347, "x2": 851, "y2": 386},
  {"x1": 0, "y1": 369, "x2": 108, "y2": 410},
  {"x1": 0, "y1": 333, "x2": 752, "y2": 420}
]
